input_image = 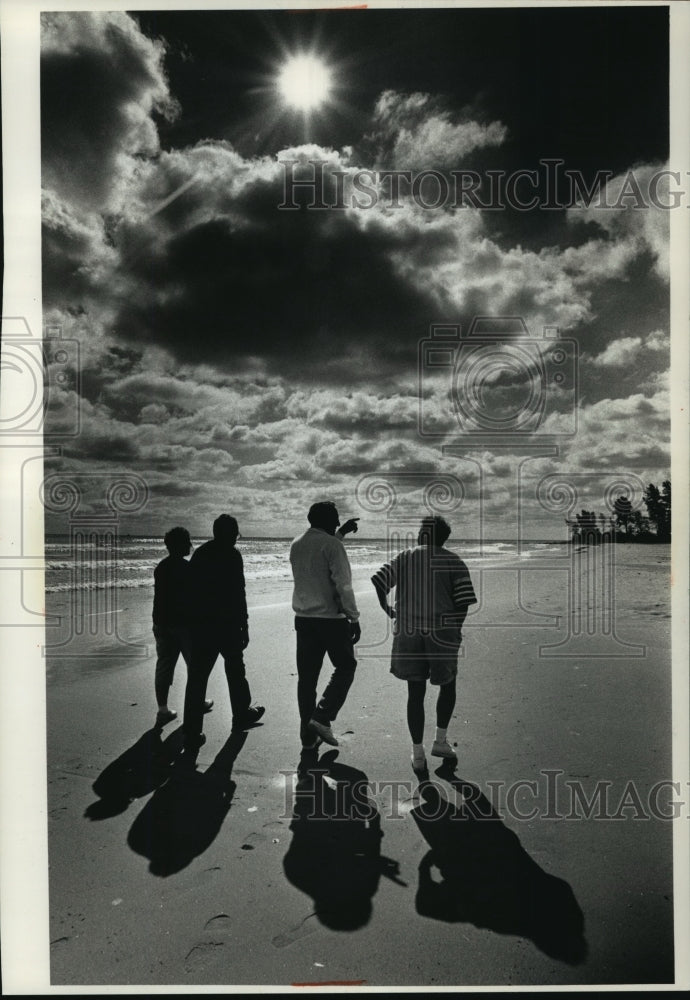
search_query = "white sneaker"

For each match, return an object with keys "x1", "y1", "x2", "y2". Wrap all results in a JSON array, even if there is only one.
[
  {"x1": 431, "y1": 739, "x2": 457, "y2": 760},
  {"x1": 411, "y1": 751, "x2": 428, "y2": 774},
  {"x1": 308, "y1": 719, "x2": 339, "y2": 746}
]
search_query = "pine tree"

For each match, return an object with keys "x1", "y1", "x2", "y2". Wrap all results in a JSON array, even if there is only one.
[
  {"x1": 629, "y1": 509, "x2": 651, "y2": 538},
  {"x1": 643, "y1": 481, "x2": 671, "y2": 541},
  {"x1": 614, "y1": 495, "x2": 633, "y2": 537},
  {"x1": 661, "y1": 480, "x2": 671, "y2": 540},
  {"x1": 575, "y1": 509, "x2": 600, "y2": 544}
]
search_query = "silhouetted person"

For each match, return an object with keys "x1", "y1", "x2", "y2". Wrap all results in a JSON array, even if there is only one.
[
  {"x1": 412, "y1": 778, "x2": 587, "y2": 964},
  {"x1": 289, "y1": 501, "x2": 361, "y2": 748},
  {"x1": 182, "y1": 515, "x2": 264, "y2": 753},
  {"x1": 372, "y1": 515, "x2": 477, "y2": 773},
  {"x1": 283, "y1": 751, "x2": 403, "y2": 929},
  {"x1": 128, "y1": 731, "x2": 247, "y2": 876},
  {"x1": 85, "y1": 726, "x2": 184, "y2": 820},
  {"x1": 152, "y1": 526, "x2": 213, "y2": 725}
]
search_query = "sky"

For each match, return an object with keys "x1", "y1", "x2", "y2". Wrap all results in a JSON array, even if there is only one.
[{"x1": 40, "y1": 3, "x2": 672, "y2": 539}]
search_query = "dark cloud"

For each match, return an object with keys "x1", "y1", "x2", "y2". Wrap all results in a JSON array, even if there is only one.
[
  {"x1": 110, "y1": 170, "x2": 446, "y2": 376},
  {"x1": 40, "y1": 9, "x2": 669, "y2": 387},
  {"x1": 147, "y1": 481, "x2": 204, "y2": 498},
  {"x1": 36, "y1": 9, "x2": 671, "y2": 534},
  {"x1": 41, "y1": 11, "x2": 176, "y2": 213},
  {"x1": 79, "y1": 347, "x2": 145, "y2": 404},
  {"x1": 568, "y1": 251, "x2": 669, "y2": 363},
  {"x1": 41, "y1": 191, "x2": 118, "y2": 307},
  {"x1": 64, "y1": 431, "x2": 139, "y2": 463}
]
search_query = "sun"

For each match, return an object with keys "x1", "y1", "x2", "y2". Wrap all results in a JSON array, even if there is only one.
[{"x1": 278, "y1": 54, "x2": 333, "y2": 111}]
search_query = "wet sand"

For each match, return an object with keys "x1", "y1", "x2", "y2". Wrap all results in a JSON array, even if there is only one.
[{"x1": 44, "y1": 546, "x2": 676, "y2": 987}]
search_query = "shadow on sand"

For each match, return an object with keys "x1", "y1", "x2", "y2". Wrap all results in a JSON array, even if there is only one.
[
  {"x1": 412, "y1": 766, "x2": 588, "y2": 964},
  {"x1": 282, "y1": 749, "x2": 405, "y2": 930},
  {"x1": 84, "y1": 725, "x2": 185, "y2": 820},
  {"x1": 126, "y1": 730, "x2": 247, "y2": 876}
]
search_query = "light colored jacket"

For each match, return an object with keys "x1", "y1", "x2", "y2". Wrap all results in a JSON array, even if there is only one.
[{"x1": 290, "y1": 527, "x2": 360, "y2": 621}]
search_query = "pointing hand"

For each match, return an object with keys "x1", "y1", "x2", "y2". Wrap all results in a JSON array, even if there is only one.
[{"x1": 339, "y1": 517, "x2": 360, "y2": 536}]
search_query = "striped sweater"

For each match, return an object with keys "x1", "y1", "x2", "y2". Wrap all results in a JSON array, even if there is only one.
[{"x1": 371, "y1": 545, "x2": 477, "y2": 629}]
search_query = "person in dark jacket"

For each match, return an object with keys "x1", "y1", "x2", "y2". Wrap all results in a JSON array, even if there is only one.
[
  {"x1": 182, "y1": 514, "x2": 265, "y2": 752},
  {"x1": 152, "y1": 526, "x2": 213, "y2": 725}
]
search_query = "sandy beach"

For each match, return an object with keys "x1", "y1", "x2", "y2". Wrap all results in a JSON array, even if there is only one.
[{"x1": 44, "y1": 544, "x2": 675, "y2": 988}]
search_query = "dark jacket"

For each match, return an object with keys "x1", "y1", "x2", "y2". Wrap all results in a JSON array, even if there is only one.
[
  {"x1": 189, "y1": 539, "x2": 248, "y2": 629},
  {"x1": 152, "y1": 555, "x2": 192, "y2": 628}
]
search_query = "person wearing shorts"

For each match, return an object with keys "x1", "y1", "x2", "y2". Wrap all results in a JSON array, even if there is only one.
[{"x1": 371, "y1": 516, "x2": 477, "y2": 773}]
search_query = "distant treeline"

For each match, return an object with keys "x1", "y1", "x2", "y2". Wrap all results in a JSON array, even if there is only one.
[{"x1": 567, "y1": 480, "x2": 671, "y2": 544}]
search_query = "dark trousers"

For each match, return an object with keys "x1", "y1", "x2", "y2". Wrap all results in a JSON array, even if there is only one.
[
  {"x1": 183, "y1": 628, "x2": 251, "y2": 744},
  {"x1": 295, "y1": 616, "x2": 357, "y2": 742},
  {"x1": 153, "y1": 624, "x2": 191, "y2": 705}
]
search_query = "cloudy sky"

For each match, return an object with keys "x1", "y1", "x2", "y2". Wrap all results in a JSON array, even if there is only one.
[{"x1": 40, "y1": 4, "x2": 671, "y2": 539}]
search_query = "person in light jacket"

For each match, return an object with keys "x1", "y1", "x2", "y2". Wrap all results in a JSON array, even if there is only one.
[{"x1": 289, "y1": 501, "x2": 361, "y2": 749}]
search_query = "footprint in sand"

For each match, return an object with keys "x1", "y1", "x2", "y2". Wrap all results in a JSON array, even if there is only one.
[
  {"x1": 240, "y1": 822, "x2": 284, "y2": 848},
  {"x1": 184, "y1": 940, "x2": 226, "y2": 973},
  {"x1": 272, "y1": 912, "x2": 318, "y2": 948},
  {"x1": 183, "y1": 913, "x2": 233, "y2": 973},
  {"x1": 205, "y1": 913, "x2": 232, "y2": 931},
  {"x1": 241, "y1": 830, "x2": 266, "y2": 850}
]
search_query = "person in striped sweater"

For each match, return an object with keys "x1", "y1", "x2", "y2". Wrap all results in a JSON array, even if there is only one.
[{"x1": 371, "y1": 516, "x2": 477, "y2": 774}]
